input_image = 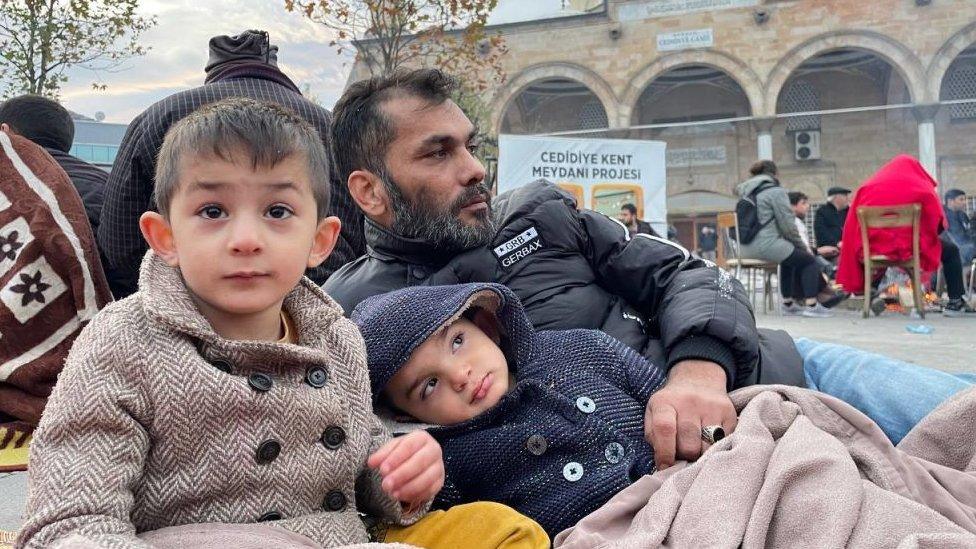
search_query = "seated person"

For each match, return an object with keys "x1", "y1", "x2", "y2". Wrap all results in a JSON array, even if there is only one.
[
  {"x1": 943, "y1": 188, "x2": 975, "y2": 264},
  {"x1": 735, "y1": 161, "x2": 839, "y2": 317},
  {"x1": 353, "y1": 282, "x2": 971, "y2": 537},
  {"x1": 814, "y1": 186, "x2": 850, "y2": 257},
  {"x1": 837, "y1": 155, "x2": 975, "y2": 316},
  {"x1": 18, "y1": 99, "x2": 545, "y2": 548},
  {"x1": 0, "y1": 125, "x2": 112, "y2": 473},
  {"x1": 0, "y1": 95, "x2": 108, "y2": 234}
]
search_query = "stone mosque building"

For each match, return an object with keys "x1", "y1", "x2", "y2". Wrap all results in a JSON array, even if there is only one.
[{"x1": 356, "y1": 0, "x2": 976, "y2": 250}]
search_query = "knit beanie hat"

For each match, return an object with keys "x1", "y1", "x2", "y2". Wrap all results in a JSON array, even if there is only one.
[{"x1": 351, "y1": 283, "x2": 535, "y2": 397}]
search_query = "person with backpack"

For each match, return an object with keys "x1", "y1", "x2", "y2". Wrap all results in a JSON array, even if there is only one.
[{"x1": 734, "y1": 161, "x2": 835, "y2": 317}]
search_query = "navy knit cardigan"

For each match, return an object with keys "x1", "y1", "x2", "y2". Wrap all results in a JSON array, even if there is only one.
[{"x1": 352, "y1": 283, "x2": 667, "y2": 536}]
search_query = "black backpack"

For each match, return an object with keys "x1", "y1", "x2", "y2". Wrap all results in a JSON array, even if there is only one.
[{"x1": 734, "y1": 180, "x2": 777, "y2": 244}]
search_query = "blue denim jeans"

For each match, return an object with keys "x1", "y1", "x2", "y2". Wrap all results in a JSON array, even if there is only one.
[{"x1": 795, "y1": 338, "x2": 976, "y2": 444}]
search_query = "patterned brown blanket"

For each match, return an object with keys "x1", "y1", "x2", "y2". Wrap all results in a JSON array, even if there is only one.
[{"x1": 0, "y1": 130, "x2": 111, "y2": 434}]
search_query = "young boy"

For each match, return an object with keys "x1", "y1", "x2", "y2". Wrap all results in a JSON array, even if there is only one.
[
  {"x1": 353, "y1": 282, "x2": 680, "y2": 537},
  {"x1": 17, "y1": 98, "x2": 521, "y2": 548}
]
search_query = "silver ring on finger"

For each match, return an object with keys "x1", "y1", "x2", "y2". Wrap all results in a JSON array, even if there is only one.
[{"x1": 701, "y1": 425, "x2": 725, "y2": 444}]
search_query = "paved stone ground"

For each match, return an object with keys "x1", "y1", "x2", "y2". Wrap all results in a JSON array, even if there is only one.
[{"x1": 3, "y1": 306, "x2": 973, "y2": 534}]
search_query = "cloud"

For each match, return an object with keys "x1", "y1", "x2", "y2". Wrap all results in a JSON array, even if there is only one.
[
  {"x1": 57, "y1": 0, "x2": 548, "y2": 123},
  {"x1": 59, "y1": 0, "x2": 349, "y2": 122}
]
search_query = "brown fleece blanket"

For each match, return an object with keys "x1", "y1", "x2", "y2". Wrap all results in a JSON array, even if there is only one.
[
  {"x1": 555, "y1": 385, "x2": 976, "y2": 548},
  {"x1": 0, "y1": 131, "x2": 111, "y2": 427}
]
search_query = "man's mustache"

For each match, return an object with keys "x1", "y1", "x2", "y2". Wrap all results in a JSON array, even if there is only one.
[{"x1": 450, "y1": 184, "x2": 492, "y2": 215}]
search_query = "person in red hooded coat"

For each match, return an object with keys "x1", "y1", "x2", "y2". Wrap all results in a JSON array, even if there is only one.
[{"x1": 836, "y1": 154, "x2": 975, "y2": 316}]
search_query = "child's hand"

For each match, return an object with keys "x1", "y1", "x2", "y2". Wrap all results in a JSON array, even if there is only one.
[{"x1": 367, "y1": 430, "x2": 444, "y2": 510}]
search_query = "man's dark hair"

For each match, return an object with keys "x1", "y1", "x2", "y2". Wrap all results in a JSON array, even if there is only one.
[
  {"x1": 749, "y1": 160, "x2": 778, "y2": 177},
  {"x1": 155, "y1": 97, "x2": 331, "y2": 219},
  {"x1": 944, "y1": 188, "x2": 966, "y2": 203},
  {"x1": 0, "y1": 95, "x2": 75, "y2": 152},
  {"x1": 620, "y1": 203, "x2": 638, "y2": 215},
  {"x1": 788, "y1": 191, "x2": 808, "y2": 206},
  {"x1": 330, "y1": 68, "x2": 460, "y2": 184}
]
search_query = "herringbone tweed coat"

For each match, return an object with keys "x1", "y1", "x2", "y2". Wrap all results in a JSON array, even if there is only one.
[{"x1": 18, "y1": 252, "x2": 424, "y2": 548}]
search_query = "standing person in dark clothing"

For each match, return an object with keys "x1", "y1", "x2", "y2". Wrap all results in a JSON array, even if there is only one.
[
  {"x1": 0, "y1": 95, "x2": 106, "y2": 234},
  {"x1": 617, "y1": 203, "x2": 659, "y2": 237},
  {"x1": 697, "y1": 225, "x2": 717, "y2": 261},
  {"x1": 814, "y1": 186, "x2": 850, "y2": 253},
  {"x1": 97, "y1": 30, "x2": 363, "y2": 298}
]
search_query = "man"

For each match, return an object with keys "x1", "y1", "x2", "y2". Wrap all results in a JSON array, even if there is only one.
[
  {"x1": 790, "y1": 191, "x2": 839, "y2": 267},
  {"x1": 697, "y1": 225, "x2": 717, "y2": 262},
  {"x1": 98, "y1": 30, "x2": 363, "y2": 298},
  {"x1": 617, "y1": 203, "x2": 659, "y2": 237},
  {"x1": 814, "y1": 186, "x2": 850, "y2": 255},
  {"x1": 943, "y1": 189, "x2": 975, "y2": 264},
  {"x1": 0, "y1": 95, "x2": 106, "y2": 233},
  {"x1": 324, "y1": 69, "x2": 803, "y2": 469}
]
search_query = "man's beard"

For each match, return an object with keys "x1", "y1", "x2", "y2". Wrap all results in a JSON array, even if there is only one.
[{"x1": 382, "y1": 175, "x2": 497, "y2": 252}]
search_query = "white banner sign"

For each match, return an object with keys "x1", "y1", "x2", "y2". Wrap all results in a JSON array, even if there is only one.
[
  {"x1": 498, "y1": 135, "x2": 667, "y2": 233},
  {"x1": 618, "y1": 0, "x2": 758, "y2": 20},
  {"x1": 657, "y1": 28, "x2": 714, "y2": 52}
]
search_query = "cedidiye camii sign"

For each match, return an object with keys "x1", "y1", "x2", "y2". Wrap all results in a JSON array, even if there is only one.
[
  {"x1": 618, "y1": 0, "x2": 758, "y2": 20},
  {"x1": 497, "y1": 135, "x2": 667, "y2": 235},
  {"x1": 657, "y1": 28, "x2": 714, "y2": 52}
]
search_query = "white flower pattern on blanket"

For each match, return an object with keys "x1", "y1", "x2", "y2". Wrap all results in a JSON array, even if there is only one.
[{"x1": 1, "y1": 256, "x2": 67, "y2": 323}]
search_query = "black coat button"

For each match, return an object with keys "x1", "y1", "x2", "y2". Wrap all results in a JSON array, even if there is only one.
[
  {"x1": 257, "y1": 511, "x2": 282, "y2": 522},
  {"x1": 256, "y1": 439, "x2": 281, "y2": 464},
  {"x1": 305, "y1": 366, "x2": 328, "y2": 388},
  {"x1": 526, "y1": 434, "x2": 548, "y2": 456},
  {"x1": 411, "y1": 267, "x2": 427, "y2": 280},
  {"x1": 323, "y1": 490, "x2": 346, "y2": 511},
  {"x1": 322, "y1": 426, "x2": 346, "y2": 449},
  {"x1": 248, "y1": 373, "x2": 273, "y2": 392},
  {"x1": 211, "y1": 359, "x2": 232, "y2": 373}
]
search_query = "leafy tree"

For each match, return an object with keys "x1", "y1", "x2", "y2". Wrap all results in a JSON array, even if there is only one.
[
  {"x1": 284, "y1": 0, "x2": 507, "y2": 95},
  {"x1": 0, "y1": 0, "x2": 157, "y2": 98}
]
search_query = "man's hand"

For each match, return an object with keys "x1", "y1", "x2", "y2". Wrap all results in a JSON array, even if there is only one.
[
  {"x1": 367, "y1": 430, "x2": 444, "y2": 511},
  {"x1": 816, "y1": 245, "x2": 839, "y2": 258},
  {"x1": 645, "y1": 359, "x2": 737, "y2": 470}
]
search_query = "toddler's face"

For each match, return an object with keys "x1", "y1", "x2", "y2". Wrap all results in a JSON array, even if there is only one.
[
  {"x1": 164, "y1": 151, "x2": 327, "y2": 320},
  {"x1": 385, "y1": 312, "x2": 509, "y2": 425}
]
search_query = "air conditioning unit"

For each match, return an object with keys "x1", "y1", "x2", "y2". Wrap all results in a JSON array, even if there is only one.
[{"x1": 794, "y1": 130, "x2": 821, "y2": 161}]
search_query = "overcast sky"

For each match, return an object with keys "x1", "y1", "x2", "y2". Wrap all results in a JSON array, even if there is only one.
[{"x1": 58, "y1": 0, "x2": 579, "y2": 123}]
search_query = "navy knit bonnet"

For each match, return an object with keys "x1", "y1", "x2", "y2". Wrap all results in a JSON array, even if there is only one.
[{"x1": 351, "y1": 283, "x2": 535, "y2": 397}]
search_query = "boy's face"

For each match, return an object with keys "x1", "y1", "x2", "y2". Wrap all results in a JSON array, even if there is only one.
[
  {"x1": 142, "y1": 149, "x2": 339, "y2": 325},
  {"x1": 792, "y1": 198, "x2": 810, "y2": 218},
  {"x1": 385, "y1": 311, "x2": 509, "y2": 425}
]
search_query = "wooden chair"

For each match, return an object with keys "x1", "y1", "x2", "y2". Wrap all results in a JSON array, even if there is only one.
[
  {"x1": 856, "y1": 204, "x2": 925, "y2": 319},
  {"x1": 716, "y1": 212, "x2": 779, "y2": 313}
]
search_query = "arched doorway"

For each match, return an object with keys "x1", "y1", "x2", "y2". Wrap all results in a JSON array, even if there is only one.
[
  {"x1": 936, "y1": 43, "x2": 976, "y2": 201},
  {"x1": 772, "y1": 47, "x2": 919, "y2": 201},
  {"x1": 500, "y1": 78, "x2": 610, "y2": 135},
  {"x1": 630, "y1": 64, "x2": 756, "y2": 236}
]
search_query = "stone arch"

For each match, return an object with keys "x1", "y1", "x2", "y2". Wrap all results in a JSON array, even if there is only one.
[
  {"x1": 621, "y1": 49, "x2": 763, "y2": 124},
  {"x1": 929, "y1": 21, "x2": 976, "y2": 101},
  {"x1": 490, "y1": 62, "x2": 619, "y2": 134},
  {"x1": 764, "y1": 30, "x2": 927, "y2": 116}
]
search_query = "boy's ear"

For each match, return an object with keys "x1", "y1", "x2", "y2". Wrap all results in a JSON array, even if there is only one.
[
  {"x1": 139, "y1": 211, "x2": 179, "y2": 267},
  {"x1": 348, "y1": 169, "x2": 392, "y2": 223},
  {"x1": 308, "y1": 216, "x2": 342, "y2": 269},
  {"x1": 470, "y1": 308, "x2": 501, "y2": 345}
]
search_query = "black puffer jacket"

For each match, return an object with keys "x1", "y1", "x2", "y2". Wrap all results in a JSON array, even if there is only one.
[{"x1": 326, "y1": 180, "x2": 799, "y2": 389}]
